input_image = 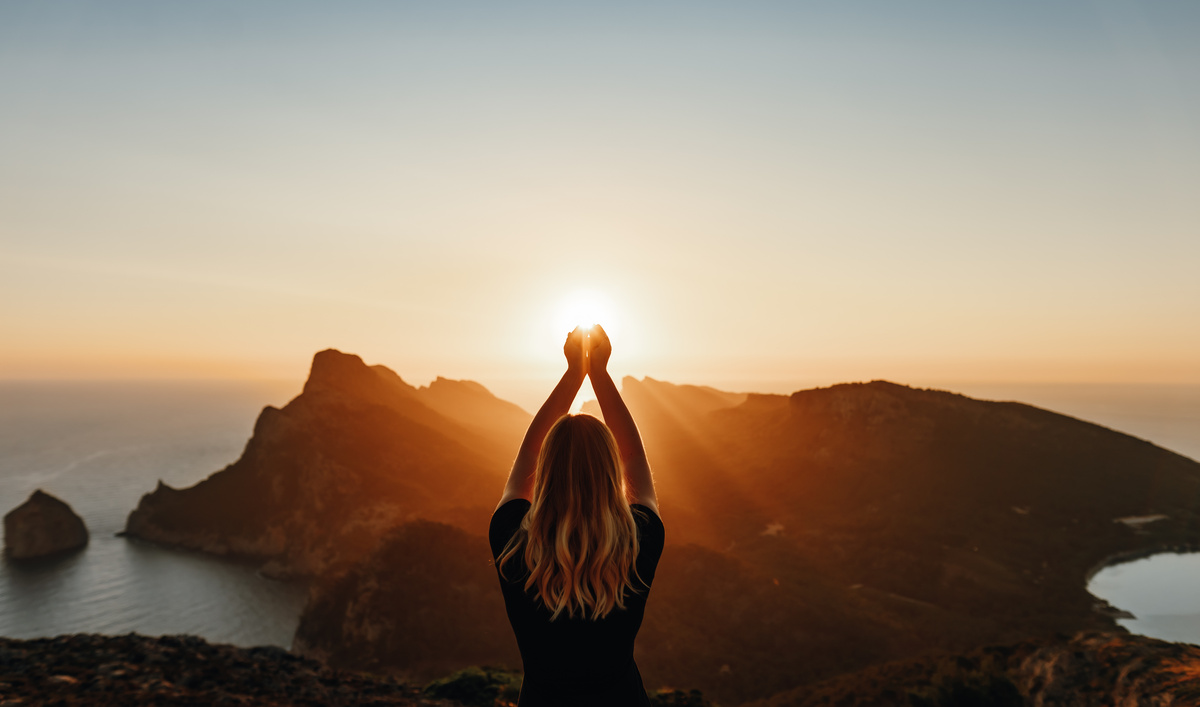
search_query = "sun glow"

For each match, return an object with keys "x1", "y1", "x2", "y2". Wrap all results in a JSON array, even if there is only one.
[{"x1": 555, "y1": 290, "x2": 617, "y2": 335}]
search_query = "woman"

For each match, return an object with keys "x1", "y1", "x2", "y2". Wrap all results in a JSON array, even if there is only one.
[{"x1": 489, "y1": 324, "x2": 664, "y2": 706}]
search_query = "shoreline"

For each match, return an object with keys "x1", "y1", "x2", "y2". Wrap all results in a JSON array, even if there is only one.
[{"x1": 1083, "y1": 542, "x2": 1200, "y2": 586}]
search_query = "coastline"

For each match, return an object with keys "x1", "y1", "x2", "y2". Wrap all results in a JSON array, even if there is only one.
[{"x1": 1083, "y1": 543, "x2": 1200, "y2": 586}]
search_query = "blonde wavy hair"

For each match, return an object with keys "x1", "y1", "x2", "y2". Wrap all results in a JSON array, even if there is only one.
[{"x1": 497, "y1": 414, "x2": 643, "y2": 620}]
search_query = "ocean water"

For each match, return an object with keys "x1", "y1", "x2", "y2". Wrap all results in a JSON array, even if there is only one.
[
  {"x1": 0, "y1": 380, "x2": 307, "y2": 647},
  {"x1": 0, "y1": 380, "x2": 1196, "y2": 648},
  {"x1": 1089, "y1": 552, "x2": 1200, "y2": 645}
]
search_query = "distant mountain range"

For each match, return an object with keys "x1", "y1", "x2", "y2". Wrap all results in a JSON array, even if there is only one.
[{"x1": 123, "y1": 350, "x2": 1200, "y2": 705}]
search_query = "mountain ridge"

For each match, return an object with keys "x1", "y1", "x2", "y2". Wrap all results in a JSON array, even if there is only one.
[
  {"x1": 123, "y1": 349, "x2": 529, "y2": 577},
  {"x1": 118, "y1": 350, "x2": 1200, "y2": 703}
]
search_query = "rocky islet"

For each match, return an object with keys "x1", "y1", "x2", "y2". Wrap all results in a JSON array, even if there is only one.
[{"x1": 4, "y1": 489, "x2": 89, "y2": 560}]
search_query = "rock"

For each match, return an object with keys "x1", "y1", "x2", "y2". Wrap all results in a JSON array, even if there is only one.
[{"x1": 4, "y1": 490, "x2": 89, "y2": 559}]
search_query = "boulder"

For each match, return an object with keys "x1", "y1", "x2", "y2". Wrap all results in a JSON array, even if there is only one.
[{"x1": 4, "y1": 490, "x2": 89, "y2": 559}]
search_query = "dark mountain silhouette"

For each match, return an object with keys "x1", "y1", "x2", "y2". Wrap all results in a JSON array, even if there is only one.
[
  {"x1": 293, "y1": 519, "x2": 519, "y2": 681},
  {"x1": 121, "y1": 352, "x2": 1200, "y2": 704},
  {"x1": 123, "y1": 349, "x2": 528, "y2": 577},
  {"x1": 612, "y1": 377, "x2": 1200, "y2": 701}
]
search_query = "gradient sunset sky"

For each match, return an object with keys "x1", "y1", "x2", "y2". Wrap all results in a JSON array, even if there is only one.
[{"x1": 2, "y1": 1, "x2": 1198, "y2": 408}]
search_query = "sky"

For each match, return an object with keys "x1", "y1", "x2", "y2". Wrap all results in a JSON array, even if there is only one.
[{"x1": 2, "y1": 1, "x2": 1198, "y2": 410}]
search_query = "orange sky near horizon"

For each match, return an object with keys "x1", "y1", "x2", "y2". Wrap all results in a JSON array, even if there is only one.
[{"x1": 2, "y1": 2, "x2": 1198, "y2": 400}]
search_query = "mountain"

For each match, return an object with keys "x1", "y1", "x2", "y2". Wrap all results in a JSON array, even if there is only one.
[
  {"x1": 616, "y1": 378, "x2": 1200, "y2": 700},
  {"x1": 123, "y1": 349, "x2": 529, "y2": 577},
  {"x1": 293, "y1": 374, "x2": 1200, "y2": 704},
  {"x1": 120, "y1": 352, "x2": 1200, "y2": 703}
]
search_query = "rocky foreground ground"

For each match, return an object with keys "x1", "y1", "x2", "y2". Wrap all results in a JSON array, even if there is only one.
[
  {"x1": 0, "y1": 633, "x2": 709, "y2": 707},
  {"x1": 0, "y1": 634, "x2": 444, "y2": 706},
  {"x1": 3, "y1": 631, "x2": 1200, "y2": 706}
]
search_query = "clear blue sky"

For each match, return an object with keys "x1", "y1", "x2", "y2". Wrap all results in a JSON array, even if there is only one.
[{"x1": 2, "y1": 1, "x2": 1198, "y2": 400}]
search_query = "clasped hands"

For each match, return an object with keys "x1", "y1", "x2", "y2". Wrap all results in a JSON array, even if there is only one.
[{"x1": 563, "y1": 325, "x2": 611, "y2": 378}]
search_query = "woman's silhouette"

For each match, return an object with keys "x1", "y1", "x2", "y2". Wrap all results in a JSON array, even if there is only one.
[{"x1": 490, "y1": 324, "x2": 664, "y2": 706}]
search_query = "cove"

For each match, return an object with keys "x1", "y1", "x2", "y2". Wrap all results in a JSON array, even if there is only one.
[{"x1": 1088, "y1": 551, "x2": 1200, "y2": 646}]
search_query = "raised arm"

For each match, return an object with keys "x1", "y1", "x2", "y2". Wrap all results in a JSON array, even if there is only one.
[
  {"x1": 587, "y1": 325, "x2": 658, "y2": 515},
  {"x1": 496, "y1": 327, "x2": 587, "y2": 510}
]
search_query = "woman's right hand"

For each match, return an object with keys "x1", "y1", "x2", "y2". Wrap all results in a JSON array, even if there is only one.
[
  {"x1": 564, "y1": 327, "x2": 587, "y2": 376},
  {"x1": 587, "y1": 324, "x2": 612, "y2": 374}
]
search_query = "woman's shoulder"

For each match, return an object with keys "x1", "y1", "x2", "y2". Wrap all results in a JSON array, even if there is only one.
[
  {"x1": 630, "y1": 504, "x2": 665, "y2": 589},
  {"x1": 631, "y1": 503, "x2": 662, "y2": 525},
  {"x1": 489, "y1": 498, "x2": 531, "y2": 559},
  {"x1": 630, "y1": 504, "x2": 664, "y2": 544},
  {"x1": 494, "y1": 497, "x2": 532, "y2": 516}
]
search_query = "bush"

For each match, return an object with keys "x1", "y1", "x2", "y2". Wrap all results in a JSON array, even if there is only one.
[
  {"x1": 423, "y1": 666, "x2": 523, "y2": 707},
  {"x1": 906, "y1": 672, "x2": 1022, "y2": 707}
]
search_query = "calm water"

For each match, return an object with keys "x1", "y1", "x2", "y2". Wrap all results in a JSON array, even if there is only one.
[
  {"x1": 1089, "y1": 552, "x2": 1200, "y2": 645},
  {"x1": 0, "y1": 380, "x2": 306, "y2": 647},
  {"x1": 0, "y1": 380, "x2": 1197, "y2": 647}
]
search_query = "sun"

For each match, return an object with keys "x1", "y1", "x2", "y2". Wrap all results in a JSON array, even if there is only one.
[{"x1": 555, "y1": 290, "x2": 617, "y2": 334}]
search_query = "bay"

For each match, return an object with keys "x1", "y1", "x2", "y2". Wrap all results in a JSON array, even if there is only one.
[
  {"x1": 1088, "y1": 552, "x2": 1200, "y2": 646},
  {"x1": 0, "y1": 380, "x2": 305, "y2": 647}
]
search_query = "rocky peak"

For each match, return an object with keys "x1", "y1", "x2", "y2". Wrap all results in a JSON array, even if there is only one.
[
  {"x1": 416, "y1": 376, "x2": 531, "y2": 447},
  {"x1": 425, "y1": 376, "x2": 491, "y2": 398},
  {"x1": 123, "y1": 348, "x2": 526, "y2": 578},
  {"x1": 300, "y1": 349, "x2": 419, "y2": 409}
]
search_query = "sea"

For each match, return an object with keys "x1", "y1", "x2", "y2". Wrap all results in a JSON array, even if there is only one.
[{"x1": 0, "y1": 380, "x2": 1197, "y2": 648}]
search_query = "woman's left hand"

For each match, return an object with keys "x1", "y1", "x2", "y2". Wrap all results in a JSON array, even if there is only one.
[{"x1": 564, "y1": 327, "x2": 587, "y2": 376}]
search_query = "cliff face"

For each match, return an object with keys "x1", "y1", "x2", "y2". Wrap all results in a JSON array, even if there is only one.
[
  {"x1": 123, "y1": 349, "x2": 529, "y2": 577},
  {"x1": 4, "y1": 490, "x2": 89, "y2": 560}
]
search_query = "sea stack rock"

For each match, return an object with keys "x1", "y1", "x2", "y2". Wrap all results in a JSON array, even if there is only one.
[{"x1": 4, "y1": 490, "x2": 89, "y2": 559}]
